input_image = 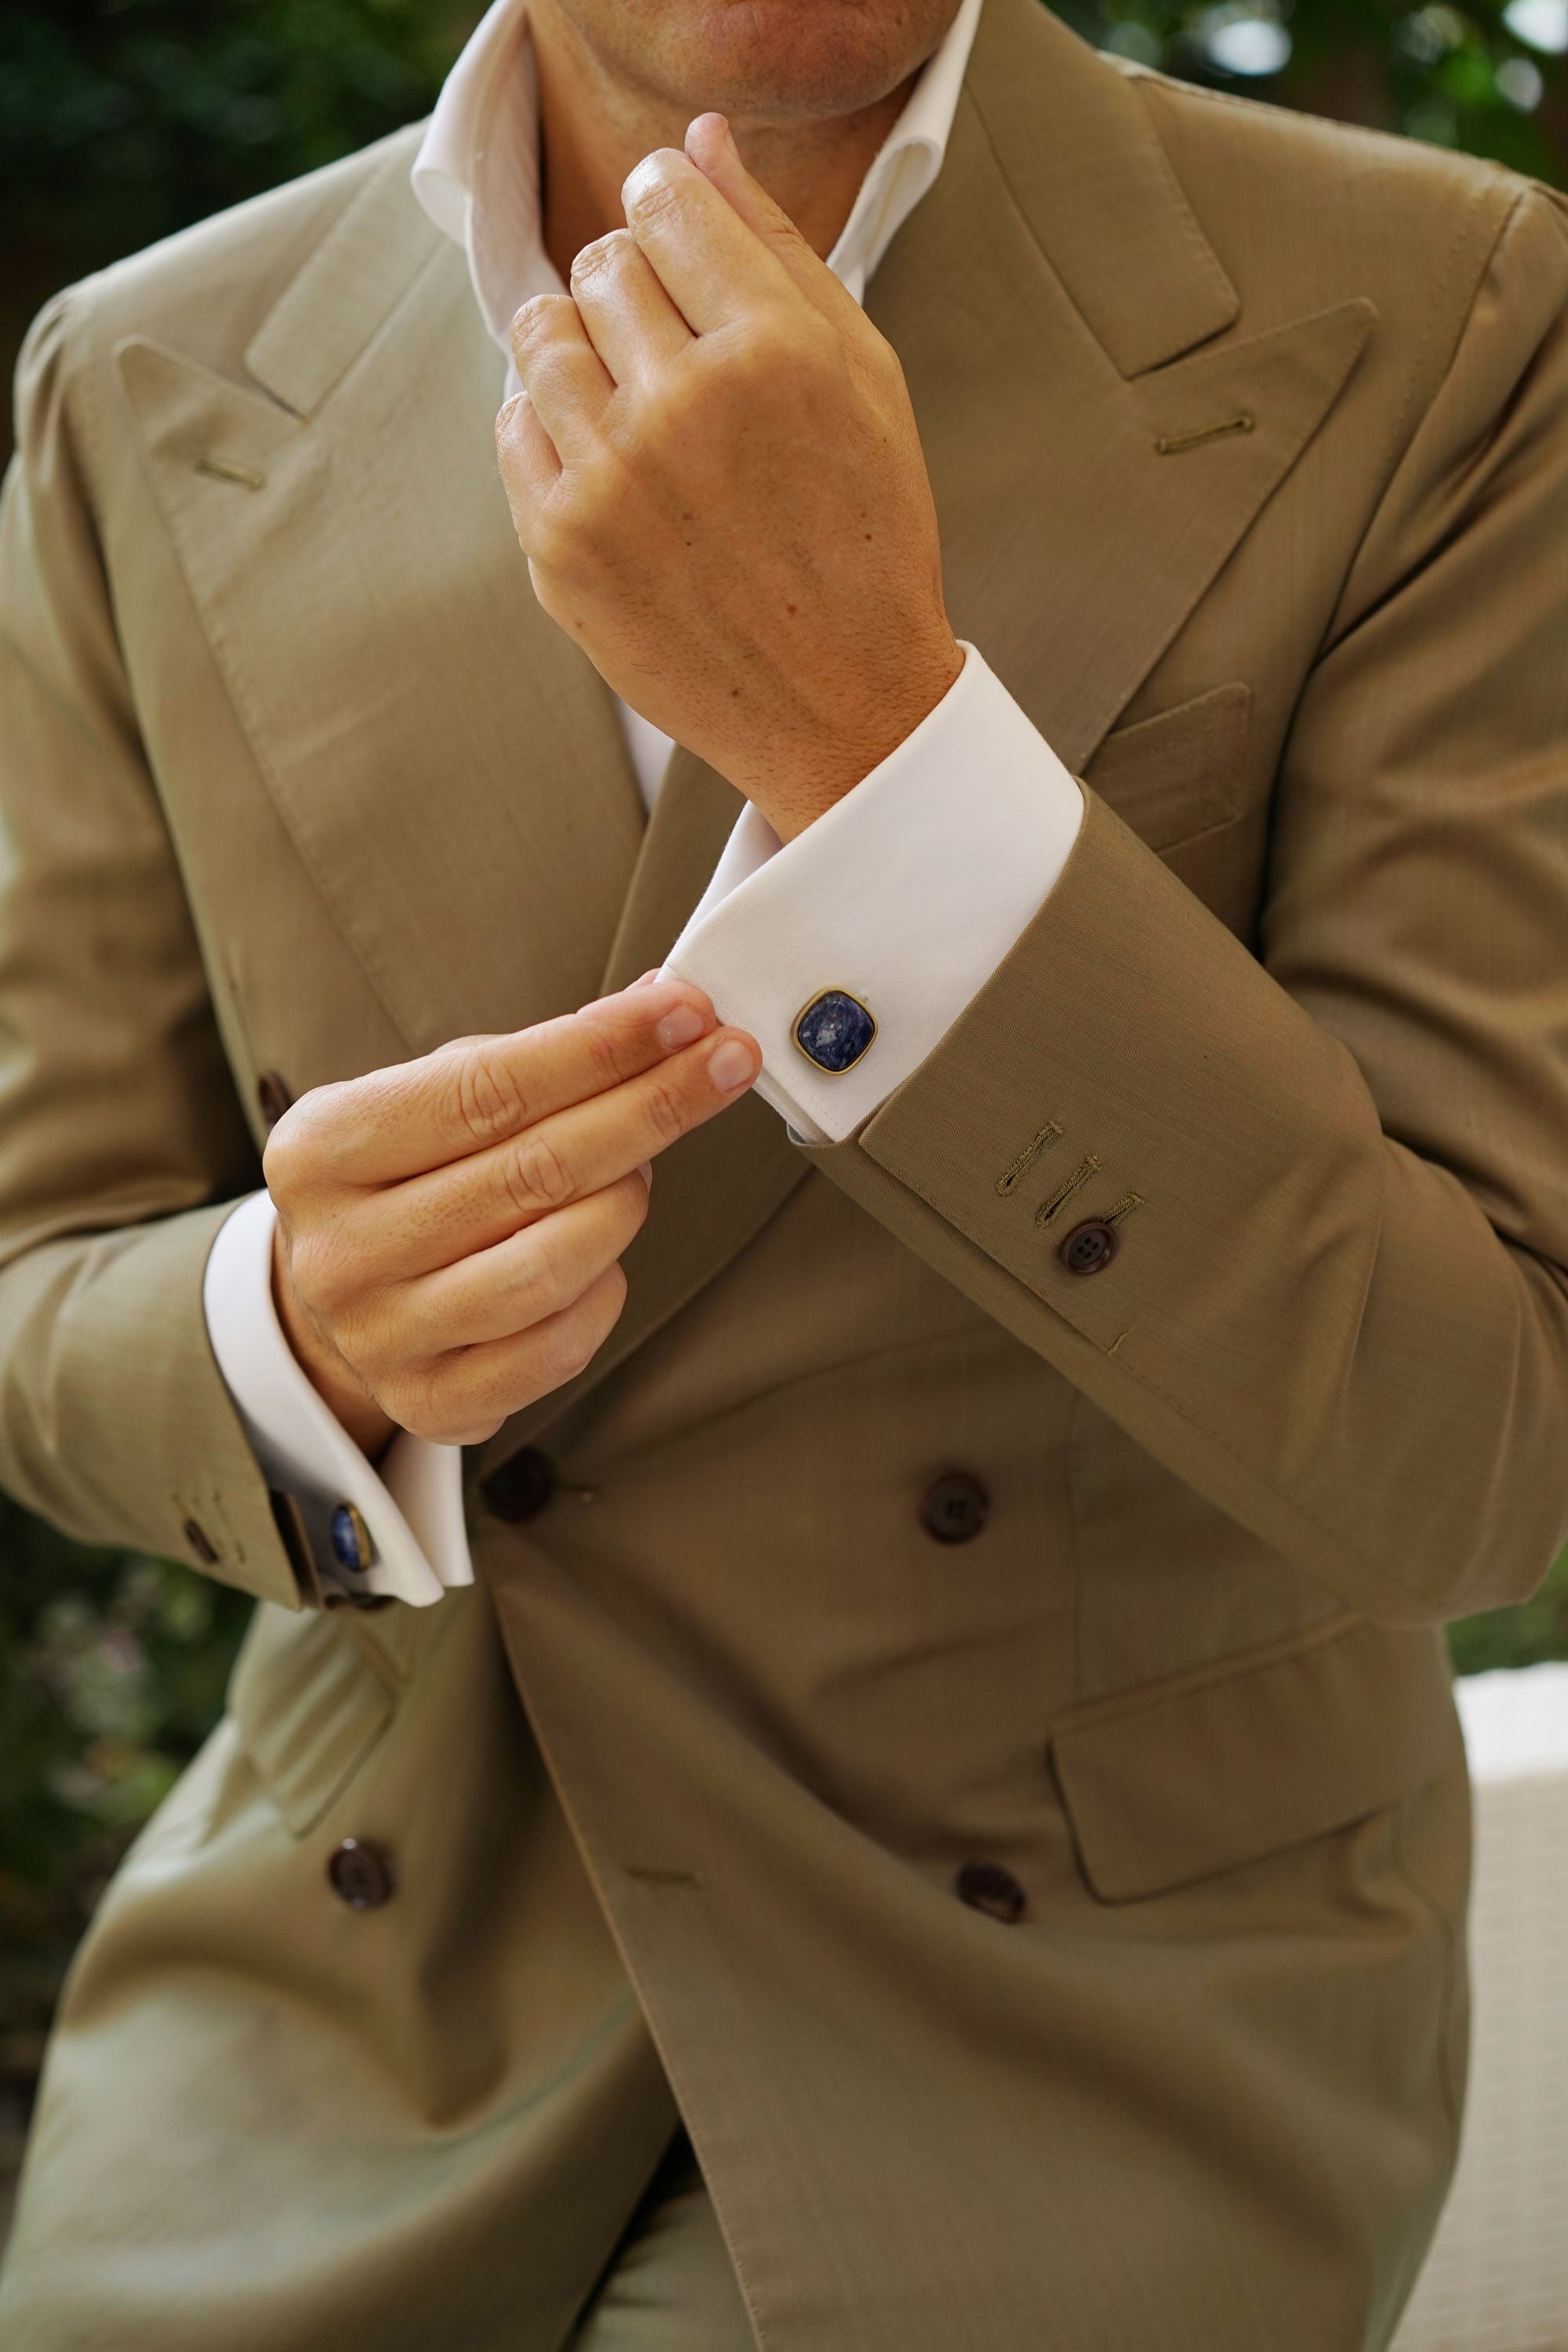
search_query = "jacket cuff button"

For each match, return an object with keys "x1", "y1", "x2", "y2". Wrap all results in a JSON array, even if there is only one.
[
  {"x1": 1059, "y1": 1218, "x2": 1118, "y2": 1276},
  {"x1": 956, "y1": 1860, "x2": 1027, "y2": 1923},
  {"x1": 919, "y1": 1472, "x2": 990, "y2": 1544},
  {"x1": 328, "y1": 1838, "x2": 395, "y2": 1911}
]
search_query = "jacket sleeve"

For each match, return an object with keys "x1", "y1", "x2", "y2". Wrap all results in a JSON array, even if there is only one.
[
  {"x1": 807, "y1": 180, "x2": 1568, "y2": 1629},
  {"x1": 0, "y1": 289, "x2": 306, "y2": 1608}
]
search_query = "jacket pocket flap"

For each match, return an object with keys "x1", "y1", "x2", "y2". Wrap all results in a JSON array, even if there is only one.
[
  {"x1": 1051, "y1": 1617, "x2": 1461, "y2": 1903},
  {"x1": 1083, "y1": 681, "x2": 1251, "y2": 851},
  {"x1": 230, "y1": 1603, "x2": 399, "y2": 1838}
]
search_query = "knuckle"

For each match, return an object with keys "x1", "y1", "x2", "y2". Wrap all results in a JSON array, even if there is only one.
[
  {"x1": 500, "y1": 1236, "x2": 554, "y2": 1329},
  {"x1": 383, "y1": 1366, "x2": 456, "y2": 1445},
  {"x1": 543, "y1": 1292, "x2": 615, "y2": 1387},
  {"x1": 630, "y1": 380, "x2": 705, "y2": 465},
  {"x1": 283, "y1": 1229, "x2": 336, "y2": 1315},
  {"x1": 570, "y1": 228, "x2": 633, "y2": 286},
  {"x1": 619, "y1": 1169, "x2": 652, "y2": 1236},
  {"x1": 302, "y1": 1232, "x2": 376, "y2": 1330},
  {"x1": 641, "y1": 1073, "x2": 693, "y2": 1147},
  {"x1": 261, "y1": 1089, "x2": 328, "y2": 1199},
  {"x1": 866, "y1": 325, "x2": 905, "y2": 386},
  {"x1": 510, "y1": 293, "x2": 573, "y2": 352},
  {"x1": 526, "y1": 506, "x2": 577, "y2": 579},
  {"x1": 341, "y1": 1290, "x2": 399, "y2": 1374},
  {"x1": 578, "y1": 1010, "x2": 633, "y2": 1091},
  {"x1": 506, "y1": 1129, "x2": 576, "y2": 1215},
  {"x1": 448, "y1": 1413, "x2": 506, "y2": 1446},
  {"x1": 455, "y1": 1047, "x2": 532, "y2": 1149},
  {"x1": 260, "y1": 1125, "x2": 299, "y2": 1201},
  {"x1": 711, "y1": 321, "x2": 812, "y2": 414},
  {"x1": 531, "y1": 485, "x2": 613, "y2": 585},
  {"x1": 593, "y1": 1260, "x2": 630, "y2": 1333},
  {"x1": 495, "y1": 394, "x2": 534, "y2": 471},
  {"x1": 552, "y1": 1328, "x2": 597, "y2": 1388},
  {"x1": 623, "y1": 155, "x2": 688, "y2": 228},
  {"x1": 563, "y1": 455, "x2": 630, "y2": 550}
]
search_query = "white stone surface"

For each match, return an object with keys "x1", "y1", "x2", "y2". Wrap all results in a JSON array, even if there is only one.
[
  {"x1": 1392, "y1": 1665, "x2": 1568, "y2": 2352},
  {"x1": 1456, "y1": 1662, "x2": 1568, "y2": 1784}
]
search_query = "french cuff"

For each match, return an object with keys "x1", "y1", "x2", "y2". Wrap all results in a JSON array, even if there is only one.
[
  {"x1": 201, "y1": 1190, "x2": 471, "y2": 1607},
  {"x1": 662, "y1": 643, "x2": 1084, "y2": 1143}
]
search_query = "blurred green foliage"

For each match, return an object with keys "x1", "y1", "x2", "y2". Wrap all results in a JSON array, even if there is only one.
[
  {"x1": 1059, "y1": 0, "x2": 1566, "y2": 179},
  {"x1": 0, "y1": 0, "x2": 474, "y2": 265},
  {"x1": 0, "y1": 0, "x2": 1560, "y2": 305},
  {"x1": 2, "y1": 0, "x2": 1567, "y2": 2198},
  {"x1": 1449, "y1": 1541, "x2": 1568, "y2": 1672},
  {"x1": 0, "y1": 1494, "x2": 253, "y2": 2175}
]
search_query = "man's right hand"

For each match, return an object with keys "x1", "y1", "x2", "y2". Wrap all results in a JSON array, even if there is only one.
[{"x1": 262, "y1": 977, "x2": 760, "y2": 1458}]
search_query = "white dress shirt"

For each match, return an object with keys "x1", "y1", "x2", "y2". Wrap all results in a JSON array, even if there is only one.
[{"x1": 203, "y1": 0, "x2": 1085, "y2": 1602}]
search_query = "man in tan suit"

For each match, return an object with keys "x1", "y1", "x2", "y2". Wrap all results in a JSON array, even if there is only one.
[{"x1": 2, "y1": 0, "x2": 1566, "y2": 2339}]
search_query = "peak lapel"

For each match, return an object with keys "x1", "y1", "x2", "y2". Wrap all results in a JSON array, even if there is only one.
[
  {"x1": 118, "y1": 148, "x2": 647, "y2": 1059},
  {"x1": 870, "y1": 0, "x2": 1374, "y2": 775}
]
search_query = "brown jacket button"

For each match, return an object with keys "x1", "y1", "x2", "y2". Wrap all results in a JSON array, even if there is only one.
[
  {"x1": 480, "y1": 1446, "x2": 557, "y2": 1523},
  {"x1": 919, "y1": 1472, "x2": 990, "y2": 1545},
  {"x1": 328, "y1": 1838, "x2": 395, "y2": 1911},
  {"x1": 1059, "y1": 1219, "x2": 1118, "y2": 1276},
  {"x1": 956, "y1": 1860, "x2": 1027, "y2": 1923},
  {"x1": 256, "y1": 1070, "x2": 294, "y2": 1128}
]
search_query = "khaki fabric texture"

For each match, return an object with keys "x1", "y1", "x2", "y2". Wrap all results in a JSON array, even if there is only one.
[{"x1": 0, "y1": 1, "x2": 1564, "y2": 2344}]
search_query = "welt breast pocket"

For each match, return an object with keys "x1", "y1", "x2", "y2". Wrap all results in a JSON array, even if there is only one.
[{"x1": 1081, "y1": 680, "x2": 1253, "y2": 855}]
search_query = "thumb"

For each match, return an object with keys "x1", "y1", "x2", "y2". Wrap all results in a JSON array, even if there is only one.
[{"x1": 684, "y1": 111, "x2": 855, "y2": 321}]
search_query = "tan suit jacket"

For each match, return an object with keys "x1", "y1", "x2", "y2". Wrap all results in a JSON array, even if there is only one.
[{"x1": 2, "y1": 2, "x2": 1567, "y2": 2343}]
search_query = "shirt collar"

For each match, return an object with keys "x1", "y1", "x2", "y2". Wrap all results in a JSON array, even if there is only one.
[{"x1": 413, "y1": 0, "x2": 984, "y2": 345}]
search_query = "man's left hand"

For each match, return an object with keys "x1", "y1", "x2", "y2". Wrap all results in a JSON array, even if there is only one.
[{"x1": 496, "y1": 112, "x2": 964, "y2": 843}]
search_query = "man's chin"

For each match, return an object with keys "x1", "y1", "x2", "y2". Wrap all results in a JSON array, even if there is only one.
[{"x1": 601, "y1": 0, "x2": 958, "y2": 125}]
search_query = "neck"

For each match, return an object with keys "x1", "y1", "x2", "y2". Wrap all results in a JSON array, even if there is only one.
[{"x1": 528, "y1": 2, "x2": 918, "y2": 280}]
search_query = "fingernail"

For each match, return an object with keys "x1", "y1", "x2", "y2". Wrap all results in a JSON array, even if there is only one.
[
  {"x1": 657, "y1": 1004, "x2": 706, "y2": 1052},
  {"x1": 637, "y1": 1160, "x2": 654, "y2": 1188},
  {"x1": 632, "y1": 969, "x2": 662, "y2": 988},
  {"x1": 708, "y1": 1037, "x2": 758, "y2": 1093}
]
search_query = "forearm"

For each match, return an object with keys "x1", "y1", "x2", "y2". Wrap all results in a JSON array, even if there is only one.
[
  {"x1": 0, "y1": 288, "x2": 302, "y2": 1610},
  {"x1": 0, "y1": 1202, "x2": 301, "y2": 1605},
  {"x1": 809, "y1": 785, "x2": 1568, "y2": 1625}
]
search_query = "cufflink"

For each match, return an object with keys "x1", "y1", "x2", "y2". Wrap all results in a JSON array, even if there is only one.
[
  {"x1": 330, "y1": 1501, "x2": 376, "y2": 1577},
  {"x1": 793, "y1": 988, "x2": 877, "y2": 1074}
]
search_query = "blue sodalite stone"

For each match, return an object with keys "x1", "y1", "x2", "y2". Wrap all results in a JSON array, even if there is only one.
[
  {"x1": 330, "y1": 1502, "x2": 373, "y2": 1575},
  {"x1": 794, "y1": 989, "x2": 877, "y2": 1073}
]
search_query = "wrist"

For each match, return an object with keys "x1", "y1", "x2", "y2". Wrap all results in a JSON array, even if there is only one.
[
  {"x1": 270, "y1": 1225, "x2": 398, "y2": 1463},
  {"x1": 760, "y1": 631, "x2": 964, "y2": 841}
]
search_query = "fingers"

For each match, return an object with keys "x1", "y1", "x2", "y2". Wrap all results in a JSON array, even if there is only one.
[
  {"x1": 509, "y1": 293, "x2": 614, "y2": 459},
  {"x1": 378, "y1": 1171, "x2": 649, "y2": 1359},
  {"x1": 683, "y1": 114, "x2": 857, "y2": 328},
  {"x1": 497, "y1": 389, "x2": 561, "y2": 514},
  {"x1": 382, "y1": 1022, "x2": 759, "y2": 1277},
  {"x1": 265, "y1": 978, "x2": 720, "y2": 1195},
  {"x1": 620, "y1": 144, "x2": 801, "y2": 335},
  {"x1": 393, "y1": 1262, "x2": 632, "y2": 1447},
  {"x1": 570, "y1": 229, "x2": 693, "y2": 389}
]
